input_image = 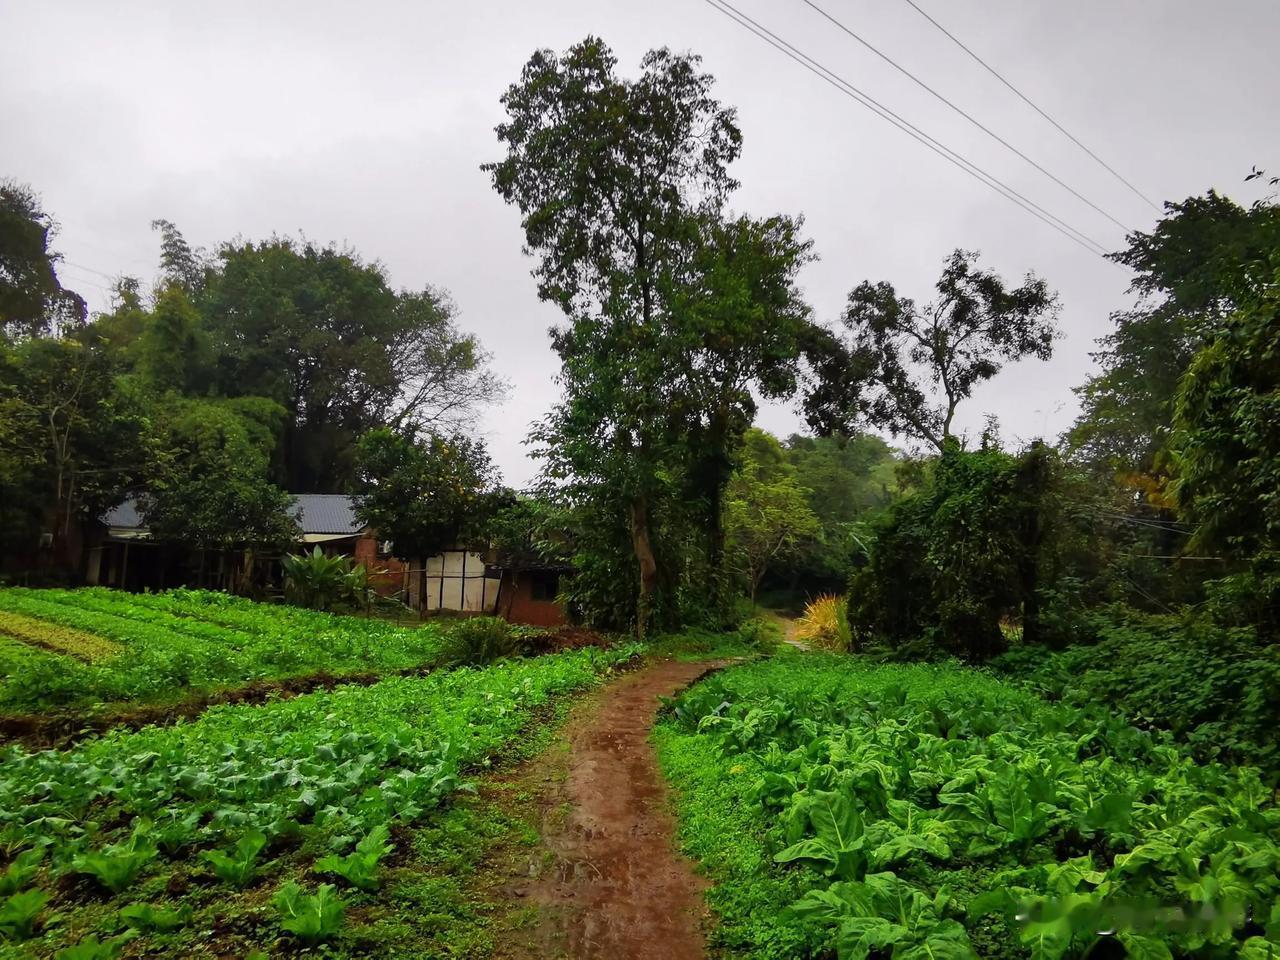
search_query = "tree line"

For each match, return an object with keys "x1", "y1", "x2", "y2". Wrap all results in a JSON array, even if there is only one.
[{"x1": 4, "y1": 36, "x2": 1277, "y2": 665}]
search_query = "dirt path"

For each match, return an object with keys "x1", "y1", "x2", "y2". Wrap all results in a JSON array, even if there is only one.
[
  {"x1": 501, "y1": 659, "x2": 725, "y2": 960},
  {"x1": 760, "y1": 608, "x2": 809, "y2": 650}
]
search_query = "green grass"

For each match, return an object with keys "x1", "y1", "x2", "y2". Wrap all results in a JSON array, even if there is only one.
[
  {"x1": 656, "y1": 653, "x2": 1280, "y2": 959},
  {"x1": 0, "y1": 587, "x2": 450, "y2": 712},
  {"x1": 0, "y1": 641, "x2": 642, "y2": 958}
]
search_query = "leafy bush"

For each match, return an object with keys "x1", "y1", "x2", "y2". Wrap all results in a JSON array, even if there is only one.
[
  {"x1": 991, "y1": 606, "x2": 1280, "y2": 778},
  {"x1": 71, "y1": 831, "x2": 156, "y2": 894},
  {"x1": 735, "y1": 616, "x2": 783, "y2": 651},
  {"x1": 200, "y1": 830, "x2": 268, "y2": 887},
  {"x1": 281, "y1": 547, "x2": 371, "y2": 612},
  {"x1": 0, "y1": 888, "x2": 48, "y2": 940},
  {"x1": 55, "y1": 933, "x2": 135, "y2": 959},
  {"x1": 118, "y1": 902, "x2": 191, "y2": 933},
  {"x1": 849, "y1": 443, "x2": 1095, "y2": 661},
  {"x1": 795, "y1": 595, "x2": 851, "y2": 652},
  {"x1": 437, "y1": 616, "x2": 518, "y2": 666}
]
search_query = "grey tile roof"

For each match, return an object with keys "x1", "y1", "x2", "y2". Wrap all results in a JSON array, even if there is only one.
[{"x1": 104, "y1": 494, "x2": 365, "y2": 536}]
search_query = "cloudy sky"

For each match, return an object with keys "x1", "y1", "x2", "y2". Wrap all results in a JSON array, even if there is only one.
[{"x1": 4, "y1": 0, "x2": 1278, "y2": 486}]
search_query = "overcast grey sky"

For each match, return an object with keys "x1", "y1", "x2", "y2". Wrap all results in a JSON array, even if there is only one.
[{"x1": 4, "y1": 0, "x2": 1278, "y2": 486}]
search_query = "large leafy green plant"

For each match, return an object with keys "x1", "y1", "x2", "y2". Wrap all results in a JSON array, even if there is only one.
[{"x1": 273, "y1": 881, "x2": 345, "y2": 942}]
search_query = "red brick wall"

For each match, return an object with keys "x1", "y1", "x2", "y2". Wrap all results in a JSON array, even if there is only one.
[
  {"x1": 351, "y1": 533, "x2": 408, "y2": 598},
  {"x1": 502, "y1": 571, "x2": 567, "y2": 627}
]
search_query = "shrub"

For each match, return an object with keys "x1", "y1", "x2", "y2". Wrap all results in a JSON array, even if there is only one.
[
  {"x1": 734, "y1": 616, "x2": 783, "y2": 651},
  {"x1": 437, "y1": 616, "x2": 518, "y2": 666},
  {"x1": 794, "y1": 594, "x2": 852, "y2": 651},
  {"x1": 991, "y1": 606, "x2": 1280, "y2": 778}
]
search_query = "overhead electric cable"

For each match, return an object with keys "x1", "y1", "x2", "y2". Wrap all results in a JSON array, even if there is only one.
[
  {"x1": 701, "y1": 0, "x2": 1110, "y2": 258},
  {"x1": 898, "y1": 0, "x2": 1161, "y2": 211},
  {"x1": 798, "y1": 0, "x2": 1135, "y2": 233}
]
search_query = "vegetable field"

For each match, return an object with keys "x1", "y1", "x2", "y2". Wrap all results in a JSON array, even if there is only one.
[
  {"x1": 657, "y1": 656, "x2": 1280, "y2": 959},
  {"x1": 0, "y1": 635, "x2": 639, "y2": 957},
  {"x1": 0, "y1": 588, "x2": 447, "y2": 713}
]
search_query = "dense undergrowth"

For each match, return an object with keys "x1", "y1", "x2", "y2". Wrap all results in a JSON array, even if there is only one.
[
  {"x1": 0, "y1": 642, "x2": 640, "y2": 958},
  {"x1": 990, "y1": 608, "x2": 1280, "y2": 781},
  {"x1": 0, "y1": 588, "x2": 447, "y2": 712},
  {"x1": 657, "y1": 655, "x2": 1280, "y2": 959}
]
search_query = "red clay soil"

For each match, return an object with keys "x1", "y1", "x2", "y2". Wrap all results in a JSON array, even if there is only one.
[{"x1": 513, "y1": 658, "x2": 725, "y2": 960}]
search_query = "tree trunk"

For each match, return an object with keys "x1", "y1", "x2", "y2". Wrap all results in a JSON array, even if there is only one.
[{"x1": 629, "y1": 495, "x2": 659, "y2": 639}]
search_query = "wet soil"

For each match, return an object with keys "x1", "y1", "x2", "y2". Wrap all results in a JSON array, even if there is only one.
[{"x1": 501, "y1": 658, "x2": 726, "y2": 960}]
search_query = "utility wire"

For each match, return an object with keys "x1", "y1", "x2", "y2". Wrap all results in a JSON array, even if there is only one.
[
  {"x1": 899, "y1": 0, "x2": 1161, "y2": 211},
  {"x1": 63, "y1": 260, "x2": 121, "y2": 280},
  {"x1": 701, "y1": 0, "x2": 1110, "y2": 258},
  {"x1": 799, "y1": 0, "x2": 1135, "y2": 234}
]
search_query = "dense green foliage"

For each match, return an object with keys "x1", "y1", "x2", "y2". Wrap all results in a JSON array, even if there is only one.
[
  {"x1": 0, "y1": 642, "x2": 638, "y2": 957},
  {"x1": 849, "y1": 442, "x2": 1089, "y2": 660},
  {"x1": 0, "y1": 183, "x2": 504, "y2": 584},
  {"x1": 0, "y1": 180, "x2": 85, "y2": 339},
  {"x1": 354, "y1": 426, "x2": 502, "y2": 561},
  {"x1": 658, "y1": 655, "x2": 1280, "y2": 959},
  {"x1": 991, "y1": 607, "x2": 1280, "y2": 779},
  {"x1": 486, "y1": 37, "x2": 818, "y2": 634},
  {"x1": 0, "y1": 588, "x2": 446, "y2": 711}
]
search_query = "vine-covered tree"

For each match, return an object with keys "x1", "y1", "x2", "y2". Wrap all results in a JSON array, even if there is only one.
[
  {"x1": 806, "y1": 249, "x2": 1059, "y2": 451},
  {"x1": 485, "y1": 37, "x2": 815, "y2": 633},
  {"x1": 1171, "y1": 244, "x2": 1280, "y2": 636}
]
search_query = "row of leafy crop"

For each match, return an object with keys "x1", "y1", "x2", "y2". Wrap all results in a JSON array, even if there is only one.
[
  {"x1": 656, "y1": 655, "x2": 1280, "y2": 959},
  {"x1": 0, "y1": 587, "x2": 448, "y2": 711},
  {"x1": 0, "y1": 642, "x2": 640, "y2": 958}
]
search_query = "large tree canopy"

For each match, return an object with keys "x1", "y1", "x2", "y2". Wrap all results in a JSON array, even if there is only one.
[
  {"x1": 354, "y1": 427, "x2": 501, "y2": 561},
  {"x1": 196, "y1": 237, "x2": 504, "y2": 492},
  {"x1": 1070, "y1": 192, "x2": 1280, "y2": 476},
  {"x1": 486, "y1": 37, "x2": 815, "y2": 633},
  {"x1": 0, "y1": 180, "x2": 86, "y2": 339},
  {"x1": 806, "y1": 249, "x2": 1059, "y2": 451}
]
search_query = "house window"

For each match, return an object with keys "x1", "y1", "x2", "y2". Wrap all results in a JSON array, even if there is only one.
[{"x1": 530, "y1": 572, "x2": 559, "y2": 602}]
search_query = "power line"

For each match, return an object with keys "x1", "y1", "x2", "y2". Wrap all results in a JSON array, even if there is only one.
[
  {"x1": 701, "y1": 0, "x2": 1111, "y2": 258},
  {"x1": 799, "y1": 0, "x2": 1135, "y2": 234},
  {"x1": 62, "y1": 260, "x2": 121, "y2": 280},
  {"x1": 898, "y1": 0, "x2": 1161, "y2": 211}
]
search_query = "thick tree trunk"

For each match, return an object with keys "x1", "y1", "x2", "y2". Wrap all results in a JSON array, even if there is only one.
[{"x1": 629, "y1": 495, "x2": 659, "y2": 639}]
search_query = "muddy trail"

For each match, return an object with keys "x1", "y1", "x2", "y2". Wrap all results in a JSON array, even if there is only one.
[{"x1": 495, "y1": 658, "x2": 726, "y2": 960}]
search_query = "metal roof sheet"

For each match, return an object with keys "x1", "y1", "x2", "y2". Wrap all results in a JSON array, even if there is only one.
[{"x1": 103, "y1": 494, "x2": 365, "y2": 536}]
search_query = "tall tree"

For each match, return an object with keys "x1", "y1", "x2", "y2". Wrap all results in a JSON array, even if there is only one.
[
  {"x1": 484, "y1": 37, "x2": 742, "y2": 635},
  {"x1": 1171, "y1": 245, "x2": 1280, "y2": 636},
  {"x1": 0, "y1": 337, "x2": 150, "y2": 565},
  {"x1": 805, "y1": 249, "x2": 1059, "y2": 451},
  {"x1": 0, "y1": 180, "x2": 86, "y2": 339},
  {"x1": 665, "y1": 212, "x2": 815, "y2": 618},
  {"x1": 1070, "y1": 191, "x2": 1280, "y2": 475},
  {"x1": 486, "y1": 37, "x2": 816, "y2": 633},
  {"x1": 197, "y1": 237, "x2": 504, "y2": 491},
  {"x1": 140, "y1": 397, "x2": 298, "y2": 588}
]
